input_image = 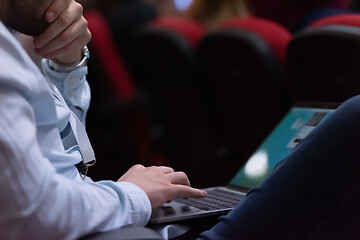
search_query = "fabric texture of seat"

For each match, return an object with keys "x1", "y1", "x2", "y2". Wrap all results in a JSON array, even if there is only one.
[
  {"x1": 133, "y1": 17, "x2": 222, "y2": 187},
  {"x1": 198, "y1": 17, "x2": 293, "y2": 180},
  {"x1": 84, "y1": 10, "x2": 167, "y2": 181},
  {"x1": 85, "y1": 10, "x2": 137, "y2": 101},
  {"x1": 104, "y1": 0, "x2": 157, "y2": 80},
  {"x1": 309, "y1": 12, "x2": 360, "y2": 27},
  {"x1": 287, "y1": 14, "x2": 360, "y2": 102}
]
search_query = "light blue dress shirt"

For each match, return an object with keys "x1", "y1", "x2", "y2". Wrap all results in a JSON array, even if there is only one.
[{"x1": 0, "y1": 22, "x2": 151, "y2": 240}]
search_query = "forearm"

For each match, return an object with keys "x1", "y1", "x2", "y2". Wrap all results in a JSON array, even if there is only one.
[{"x1": 0, "y1": 89, "x2": 151, "y2": 240}]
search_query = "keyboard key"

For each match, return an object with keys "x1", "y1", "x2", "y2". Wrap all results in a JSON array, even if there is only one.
[
  {"x1": 161, "y1": 206, "x2": 175, "y2": 215},
  {"x1": 181, "y1": 205, "x2": 191, "y2": 212}
]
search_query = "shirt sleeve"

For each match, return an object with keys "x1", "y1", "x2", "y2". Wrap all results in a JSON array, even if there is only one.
[
  {"x1": 0, "y1": 88, "x2": 152, "y2": 240},
  {"x1": 41, "y1": 59, "x2": 90, "y2": 124}
]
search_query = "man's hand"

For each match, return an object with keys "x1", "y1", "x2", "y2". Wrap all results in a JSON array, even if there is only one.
[
  {"x1": 118, "y1": 165, "x2": 207, "y2": 209},
  {"x1": 34, "y1": 0, "x2": 91, "y2": 65}
]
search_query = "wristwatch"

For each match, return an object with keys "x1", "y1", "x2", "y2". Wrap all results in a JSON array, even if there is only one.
[{"x1": 48, "y1": 45, "x2": 90, "y2": 73}]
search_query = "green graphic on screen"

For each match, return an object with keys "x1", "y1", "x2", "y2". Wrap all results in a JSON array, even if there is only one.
[{"x1": 230, "y1": 107, "x2": 336, "y2": 189}]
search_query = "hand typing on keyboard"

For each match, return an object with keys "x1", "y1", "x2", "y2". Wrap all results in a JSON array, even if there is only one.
[{"x1": 118, "y1": 165, "x2": 207, "y2": 209}]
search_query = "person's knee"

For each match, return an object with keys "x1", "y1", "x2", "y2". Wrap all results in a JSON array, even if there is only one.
[
  {"x1": 330, "y1": 95, "x2": 360, "y2": 129},
  {"x1": 338, "y1": 95, "x2": 360, "y2": 115}
]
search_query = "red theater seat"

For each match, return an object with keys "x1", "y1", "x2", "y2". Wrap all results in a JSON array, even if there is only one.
[
  {"x1": 85, "y1": 10, "x2": 137, "y2": 101},
  {"x1": 198, "y1": 17, "x2": 293, "y2": 176},
  {"x1": 134, "y1": 17, "x2": 220, "y2": 187},
  {"x1": 309, "y1": 13, "x2": 360, "y2": 27},
  {"x1": 287, "y1": 14, "x2": 360, "y2": 102},
  {"x1": 84, "y1": 10, "x2": 166, "y2": 181}
]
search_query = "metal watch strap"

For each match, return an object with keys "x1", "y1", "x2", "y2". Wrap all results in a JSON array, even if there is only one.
[{"x1": 48, "y1": 45, "x2": 90, "y2": 73}]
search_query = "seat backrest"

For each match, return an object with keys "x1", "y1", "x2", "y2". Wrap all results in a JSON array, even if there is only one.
[
  {"x1": 134, "y1": 17, "x2": 222, "y2": 187},
  {"x1": 287, "y1": 14, "x2": 360, "y2": 102},
  {"x1": 309, "y1": 12, "x2": 360, "y2": 27},
  {"x1": 198, "y1": 17, "x2": 293, "y2": 175},
  {"x1": 84, "y1": 10, "x2": 167, "y2": 181},
  {"x1": 85, "y1": 10, "x2": 137, "y2": 101},
  {"x1": 134, "y1": 16, "x2": 204, "y2": 80},
  {"x1": 104, "y1": 0, "x2": 157, "y2": 80}
]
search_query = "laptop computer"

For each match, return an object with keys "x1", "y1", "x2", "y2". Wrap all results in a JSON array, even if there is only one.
[{"x1": 150, "y1": 101, "x2": 340, "y2": 224}]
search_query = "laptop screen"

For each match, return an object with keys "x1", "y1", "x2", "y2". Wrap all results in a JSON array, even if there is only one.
[{"x1": 230, "y1": 102, "x2": 339, "y2": 189}]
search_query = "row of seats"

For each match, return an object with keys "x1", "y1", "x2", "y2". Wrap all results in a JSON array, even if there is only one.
[
  {"x1": 83, "y1": 11, "x2": 360, "y2": 187},
  {"x1": 132, "y1": 16, "x2": 291, "y2": 187},
  {"x1": 131, "y1": 14, "x2": 360, "y2": 187}
]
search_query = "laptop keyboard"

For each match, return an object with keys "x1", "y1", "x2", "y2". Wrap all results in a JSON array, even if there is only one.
[{"x1": 175, "y1": 188, "x2": 245, "y2": 211}]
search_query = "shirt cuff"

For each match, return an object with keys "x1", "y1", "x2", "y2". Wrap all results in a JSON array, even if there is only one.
[
  {"x1": 114, "y1": 181, "x2": 152, "y2": 226},
  {"x1": 41, "y1": 58, "x2": 90, "y2": 112}
]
